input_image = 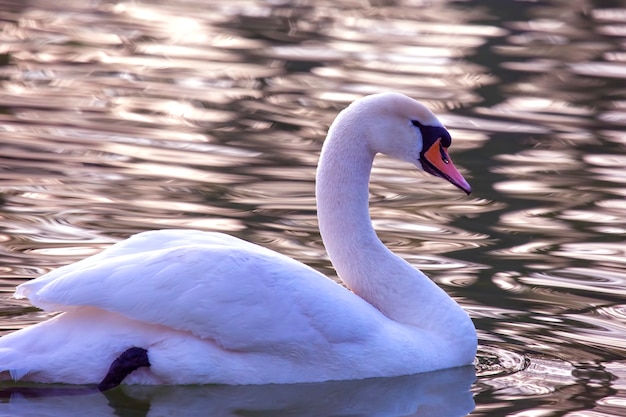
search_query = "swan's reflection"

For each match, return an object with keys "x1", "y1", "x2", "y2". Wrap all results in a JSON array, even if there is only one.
[{"x1": 0, "y1": 366, "x2": 475, "y2": 417}]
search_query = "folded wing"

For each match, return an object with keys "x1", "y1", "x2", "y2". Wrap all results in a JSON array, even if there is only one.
[{"x1": 16, "y1": 230, "x2": 382, "y2": 354}]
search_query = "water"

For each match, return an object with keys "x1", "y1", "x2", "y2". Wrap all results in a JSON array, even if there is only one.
[{"x1": 0, "y1": 0, "x2": 625, "y2": 415}]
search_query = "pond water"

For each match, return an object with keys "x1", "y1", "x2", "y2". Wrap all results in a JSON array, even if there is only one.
[{"x1": 1, "y1": 0, "x2": 626, "y2": 415}]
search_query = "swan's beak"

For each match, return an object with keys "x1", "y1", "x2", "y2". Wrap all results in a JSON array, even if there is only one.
[{"x1": 421, "y1": 138, "x2": 472, "y2": 194}]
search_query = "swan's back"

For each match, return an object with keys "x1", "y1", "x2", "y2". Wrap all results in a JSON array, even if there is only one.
[{"x1": 16, "y1": 230, "x2": 387, "y2": 354}]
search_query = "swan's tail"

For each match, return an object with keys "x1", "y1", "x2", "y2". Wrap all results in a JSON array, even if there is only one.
[
  {"x1": 0, "y1": 347, "x2": 31, "y2": 382},
  {"x1": 0, "y1": 314, "x2": 97, "y2": 384}
]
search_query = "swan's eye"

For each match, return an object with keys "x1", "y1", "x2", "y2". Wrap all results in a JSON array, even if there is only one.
[{"x1": 439, "y1": 144, "x2": 450, "y2": 164}]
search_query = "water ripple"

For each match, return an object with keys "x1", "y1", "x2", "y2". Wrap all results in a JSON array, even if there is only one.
[
  {"x1": 522, "y1": 267, "x2": 626, "y2": 298},
  {"x1": 476, "y1": 346, "x2": 575, "y2": 397},
  {"x1": 1, "y1": 0, "x2": 626, "y2": 415}
]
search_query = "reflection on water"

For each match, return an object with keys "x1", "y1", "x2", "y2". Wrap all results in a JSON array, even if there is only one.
[
  {"x1": 1, "y1": 0, "x2": 626, "y2": 416},
  {"x1": 1, "y1": 366, "x2": 475, "y2": 417}
]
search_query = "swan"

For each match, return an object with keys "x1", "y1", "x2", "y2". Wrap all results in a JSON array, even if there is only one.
[{"x1": 0, "y1": 92, "x2": 476, "y2": 389}]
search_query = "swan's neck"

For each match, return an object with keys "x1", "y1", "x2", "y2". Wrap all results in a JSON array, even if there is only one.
[{"x1": 315, "y1": 125, "x2": 469, "y2": 333}]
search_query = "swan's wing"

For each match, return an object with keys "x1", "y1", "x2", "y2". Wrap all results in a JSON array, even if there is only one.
[
  {"x1": 16, "y1": 230, "x2": 380, "y2": 353},
  {"x1": 15, "y1": 229, "x2": 245, "y2": 297}
]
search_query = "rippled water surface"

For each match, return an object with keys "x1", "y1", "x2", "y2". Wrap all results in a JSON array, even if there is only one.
[{"x1": 1, "y1": 0, "x2": 626, "y2": 415}]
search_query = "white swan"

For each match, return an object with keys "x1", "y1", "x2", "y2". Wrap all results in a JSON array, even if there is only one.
[{"x1": 0, "y1": 92, "x2": 476, "y2": 388}]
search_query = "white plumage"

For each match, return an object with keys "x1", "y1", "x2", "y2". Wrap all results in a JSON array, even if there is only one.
[{"x1": 0, "y1": 92, "x2": 477, "y2": 386}]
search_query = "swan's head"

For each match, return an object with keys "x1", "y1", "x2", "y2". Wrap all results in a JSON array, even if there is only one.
[{"x1": 342, "y1": 92, "x2": 471, "y2": 194}]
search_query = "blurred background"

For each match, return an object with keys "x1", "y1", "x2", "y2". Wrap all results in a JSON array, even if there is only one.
[{"x1": 1, "y1": 0, "x2": 626, "y2": 415}]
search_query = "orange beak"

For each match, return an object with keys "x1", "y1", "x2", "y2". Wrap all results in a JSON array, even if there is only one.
[{"x1": 421, "y1": 138, "x2": 471, "y2": 194}]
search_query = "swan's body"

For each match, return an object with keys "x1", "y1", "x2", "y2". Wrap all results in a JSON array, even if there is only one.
[{"x1": 0, "y1": 92, "x2": 476, "y2": 386}]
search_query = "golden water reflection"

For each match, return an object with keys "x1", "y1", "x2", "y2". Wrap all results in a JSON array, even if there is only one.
[{"x1": 1, "y1": 0, "x2": 626, "y2": 416}]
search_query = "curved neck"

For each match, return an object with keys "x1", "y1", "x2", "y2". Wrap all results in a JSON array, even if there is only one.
[
  {"x1": 315, "y1": 124, "x2": 469, "y2": 332},
  {"x1": 316, "y1": 132, "x2": 377, "y2": 264}
]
